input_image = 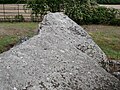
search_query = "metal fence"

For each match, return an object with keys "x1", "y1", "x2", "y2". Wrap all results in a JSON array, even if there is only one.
[{"x1": 0, "y1": 4, "x2": 41, "y2": 22}]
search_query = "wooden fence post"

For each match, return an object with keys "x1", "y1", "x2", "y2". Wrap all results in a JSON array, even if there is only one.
[
  {"x1": 3, "y1": 4, "x2": 5, "y2": 20},
  {"x1": 18, "y1": 4, "x2": 19, "y2": 16}
]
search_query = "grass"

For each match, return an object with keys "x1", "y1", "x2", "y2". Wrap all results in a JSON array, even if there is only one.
[
  {"x1": 82, "y1": 25, "x2": 120, "y2": 60},
  {"x1": 0, "y1": 36, "x2": 18, "y2": 53},
  {"x1": 0, "y1": 23, "x2": 120, "y2": 60},
  {"x1": 0, "y1": 22, "x2": 38, "y2": 53}
]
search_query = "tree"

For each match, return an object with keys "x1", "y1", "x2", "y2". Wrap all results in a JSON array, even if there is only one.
[
  {"x1": 46, "y1": 0, "x2": 63, "y2": 12},
  {"x1": 25, "y1": 0, "x2": 63, "y2": 15},
  {"x1": 25, "y1": 0, "x2": 47, "y2": 16},
  {"x1": 25, "y1": 0, "x2": 95, "y2": 16},
  {"x1": 25, "y1": 0, "x2": 98, "y2": 23}
]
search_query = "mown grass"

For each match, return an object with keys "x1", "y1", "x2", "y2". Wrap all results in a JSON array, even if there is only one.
[
  {"x1": 0, "y1": 22, "x2": 38, "y2": 53},
  {"x1": 82, "y1": 25, "x2": 120, "y2": 60},
  {"x1": 0, "y1": 23, "x2": 120, "y2": 60},
  {"x1": 0, "y1": 36, "x2": 18, "y2": 53}
]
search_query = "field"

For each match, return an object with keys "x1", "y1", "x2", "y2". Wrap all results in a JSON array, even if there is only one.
[
  {"x1": 82, "y1": 25, "x2": 120, "y2": 60},
  {"x1": 0, "y1": 22, "x2": 38, "y2": 53},
  {"x1": 0, "y1": 23, "x2": 120, "y2": 60}
]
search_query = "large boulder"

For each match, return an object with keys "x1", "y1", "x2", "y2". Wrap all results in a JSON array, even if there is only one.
[
  {"x1": 40, "y1": 12, "x2": 107, "y2": 63},
  {"x1": 0, "y1": 12, "x2": 120, "y2": 90}
]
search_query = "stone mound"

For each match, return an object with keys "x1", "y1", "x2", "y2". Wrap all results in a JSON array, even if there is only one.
[{"x1": 0, "y1": 12, "x2": 120, "y2": 90}]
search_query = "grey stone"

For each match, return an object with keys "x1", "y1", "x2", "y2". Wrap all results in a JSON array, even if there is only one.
[
  {"x1": 0, "y1": 12, "x2": 120, "y2": 90},
  {"x1": 40, "y1": 12, "x2": 107, "y2": 63}
]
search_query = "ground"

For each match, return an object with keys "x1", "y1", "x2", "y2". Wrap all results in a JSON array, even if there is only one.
[
  {"x1": 0, "y1": 22, "x2": 38, "y2": 53},
  {"x1": 0, "y1": 23, "x2": 120, "y2": 60},
  {"x1": 82, "y1": 25, "x2": 120, "y2": 60}
]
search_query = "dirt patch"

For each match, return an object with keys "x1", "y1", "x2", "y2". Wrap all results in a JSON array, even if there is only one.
[{"x1": 0, "y1": 28, "x2": 27, "y2": 36}]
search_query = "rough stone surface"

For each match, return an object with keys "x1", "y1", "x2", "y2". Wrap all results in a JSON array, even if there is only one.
[
  {"x1": 40, "y1": 13, "x2": 107, "y2": 63},
  {"x1": 0, "y1": 12, "x2": 120, "y2": 90}
]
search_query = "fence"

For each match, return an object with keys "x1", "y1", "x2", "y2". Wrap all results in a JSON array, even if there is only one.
[{"x1": 0, "y1": 4, "x2": 41, "y2": 22}]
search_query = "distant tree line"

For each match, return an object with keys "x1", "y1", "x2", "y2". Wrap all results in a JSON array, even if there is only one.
[
  {"x1": 0, "y1": 0, "x2": 26, "y2": 4},
  {"x1": 97, "y1": 0, "x2": 120, "y2": 4}
]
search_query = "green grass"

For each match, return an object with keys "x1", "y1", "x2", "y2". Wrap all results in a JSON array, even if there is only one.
[
  {"x1": 0, "y1": 23, "x2": 120, "y2": 60},
  {"x1": 0, "y1": 22, "x2": 38, "y2": 31},
  {"x1": 82, "y1": 25, "x2": 120, "y2": 60},
  {"x1": 0, "y1": 36, "x2": 18, "y2": 53},
  {"x1": 0, "y1": 22, "x2": 38, "y2": 53}
]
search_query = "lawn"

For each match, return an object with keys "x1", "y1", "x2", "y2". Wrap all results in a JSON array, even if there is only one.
[
  {"x1": 0, "y1": 22, "x2": 38, "y2": 53},
  {"x1": 0, "y1": 23, "x2": 120, "y2": 60},
  {"x1": 82, "y1": 25, "x2": 120, "y2": 60}
]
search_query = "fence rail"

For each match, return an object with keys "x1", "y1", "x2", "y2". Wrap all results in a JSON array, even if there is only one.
[{"x1": 0, "y1": 4, "x2": 41, "y2": 22}]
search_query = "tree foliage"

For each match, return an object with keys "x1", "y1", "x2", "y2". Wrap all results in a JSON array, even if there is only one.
[
  {"x1": 26, "y1": 0, "x2": 47, "y2": 16},
  {"x1": 25, "y1": 0, "x2": 120, "y2": 25},
  {"x1": 25, "y1": 0, "x2": 97, "y2": 16}
]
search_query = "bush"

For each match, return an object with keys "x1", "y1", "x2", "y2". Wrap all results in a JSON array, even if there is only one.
[
  {"x1": 110, "y1": 19, "x2": 120, "y2": 26},
  {"x1": 88, "y1": 7, "x2": 118, "y2": 24},
  {"x1": 65, "y1": 5, "x2": 119, "y2": 25},
  {"x1": 14, "y1": 15, "x2": 24, "y2": 22},
  {"x1": 25, "y1": 0, "x2": 97, "y2": 16},
  {"x1": 25, "y1": 0, "x2": 120, "y2": 25}
]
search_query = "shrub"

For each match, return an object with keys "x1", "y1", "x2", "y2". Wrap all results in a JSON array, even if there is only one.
[
  {"x1": 89, "y1": 7, "x2": 118, "y2": 24},
  {"x1": 25, "y1": 0, "x2": 47, "y2": 17},
  {"x1": 110, "y1": 19, "x2": 120, "y2": 26},
  {"x1": 25, "y1": 0, "x2": 97, "y2": 16},
  {"x1": 25, "y1": 0, "x2": 120, "y2": 25},
  {"x1": 65, "y1": 5, "x2": 119, "y2": 25},
  {"x1": 14, "y1": 15, "x2": 24, "y2": 22}
]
